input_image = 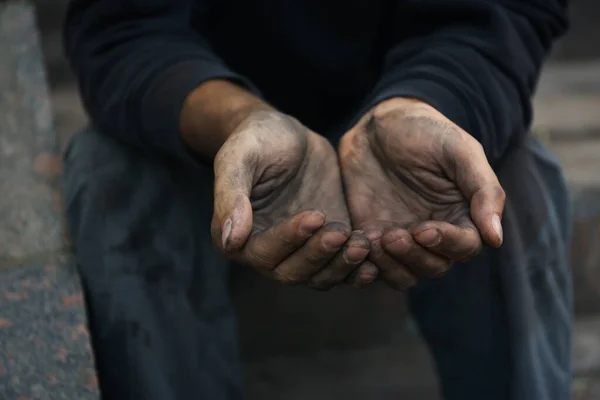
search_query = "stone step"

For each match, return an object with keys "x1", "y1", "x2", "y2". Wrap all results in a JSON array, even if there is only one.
[
  {"x1": 550, "y1": 0, "x2": 600, "y2": 61},
  {"x1": 0, "y1": 2, "x2": 64, "y2": 269},
  {"x1": 0, "y1": 3, "x2": 97, "y2": 399},
  {"x1": 0, "y1": 259, "x2": 98, "y2": 400},
  {"x1": 241, "y1": 315, "x2": 600, "y2": 400},
  {"x1": 574, "y1": 317, "x2": 600, "y2": 376},
  {"x1": 533, "y1": 61, "x2": 600, "y2": 140},
  {"x1": 533, "y1": 62, "x2": 600, "y2": 315},
  {"x1": 548, "y1": 138, "x2": 600, "y2": 315}
]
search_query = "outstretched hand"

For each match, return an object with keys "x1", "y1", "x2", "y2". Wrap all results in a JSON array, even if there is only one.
[
  {"x1": 339, "y1": 98, "x2": 505, "y2": 290},
  {"x1": 212, "y1": 110, "x2": 377, "y2": 289}
]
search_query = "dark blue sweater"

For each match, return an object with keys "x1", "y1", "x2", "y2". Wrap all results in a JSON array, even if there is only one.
[{"x1": 64, "y1": 0, "x2": 567, "y2": 165}]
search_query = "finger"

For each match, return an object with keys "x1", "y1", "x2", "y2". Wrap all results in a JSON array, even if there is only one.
[
  {"x1": 412, "y1": 217, "x2": 482, "y2": 261},
  {"x1": 366, "y1": 231, "x2": 417, "y2": 291},
  {"x1": 307, "y1": 231, "x2": 371, "y2": 290},
  {"x1": 238, "y1": 210, "x2": 326, "y2": 270},
  {"x1": 343, "y1": 261, "x2": 379, "y2": 289},
  {"x1": 381, "y1": 228, "x2": 451, "y2": 279},
  {"x1": 444, "y1": 135, "x2": 506, "y2": 248},
  {"x1": 272, "y1": 222, "x2": 352, "y2": 285},
  {"x1": 470, "y1": 184, "x2": 505, "y2": 249},
  {"x1": 213, "y1": 142, "x2": 256, "y2": 252}
]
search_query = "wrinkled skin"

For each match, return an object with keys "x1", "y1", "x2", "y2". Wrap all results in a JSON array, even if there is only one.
[
  {"x1": 339, "y1": 98, "x2": 506, "y2": 290},
  {"x1": 212, "y1": 110, "x2": 377, "y2": 289}
]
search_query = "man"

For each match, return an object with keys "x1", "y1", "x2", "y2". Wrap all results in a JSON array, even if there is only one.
[{"x1": 62, "y1": 0, "x2": 572, "y2": 399}]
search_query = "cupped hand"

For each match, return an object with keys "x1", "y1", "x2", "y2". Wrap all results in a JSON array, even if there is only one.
[
  {"x1": 339, "y1": 98, "x2": 505, "y2": 290},
  {"x1": 212, "y1": 110, "x2": 377, "y2": 289}
]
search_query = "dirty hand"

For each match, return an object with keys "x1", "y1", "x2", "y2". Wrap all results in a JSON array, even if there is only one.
[
  {"x1": 212, "y1": 110, "x2": 377, "y2": 289},
  {"x1": 339, "y1": 97, "x2": 505, "y2": 290}
]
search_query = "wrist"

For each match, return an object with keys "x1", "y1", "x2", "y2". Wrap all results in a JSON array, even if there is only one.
[
  {"x1": 180, "y1": 79, "x2": 273, "y2": 159},
  {"x1": 371, "y1": 97, "x2": 433, "y2": 119},
  {"x1": 343, "y1": 97, "x2": 436, "y2": 152}
]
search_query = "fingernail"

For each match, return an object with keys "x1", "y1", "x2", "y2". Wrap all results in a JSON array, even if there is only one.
[
  {"x1": 414, "y1": 229, "x2": 441, "y2": 247},
  {"x1": 322, "y1": 231, "x2": 350, "y2": 251},
  {"x1": 358, "y1": 273, "x2": 378, "y2": 285},
  {"x1": 222, "y1": 219, "x2": 233, "y2": 252},
  {"x1": 342, "y1": 247, "x2": 370, "y2": 264},
  {"x1": 300, "y1": 213, "x2": 326, "y2": 235},
  {"x1": 492, "y1": 214, "x2": 503, "y2": 245}
]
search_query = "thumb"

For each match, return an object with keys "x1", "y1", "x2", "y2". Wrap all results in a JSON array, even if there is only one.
[
  {"x1": 446, "y1": 137, "x2": 506, "y2": 248},
  {"x1": 213, "y1": 140, "x2": 256, "y2": 253}
]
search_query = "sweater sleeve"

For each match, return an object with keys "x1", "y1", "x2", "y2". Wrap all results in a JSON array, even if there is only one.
[
  {"x1": 364, "y1": 0, "x2": 568, "y2": 165},
  {"x1": 64, "y1": 0, "x2": 256, "y2": 161}
]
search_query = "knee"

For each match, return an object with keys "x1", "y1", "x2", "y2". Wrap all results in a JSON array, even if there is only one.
[
  {"x1": 61, "y1": 126, "x2": 215, "y2": 237},
  {"x1": 63, "y1": 126, "x2": 134, "y2": 175}
]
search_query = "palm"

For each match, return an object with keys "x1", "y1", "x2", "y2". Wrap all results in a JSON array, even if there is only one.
[
  {"x1": 212, "y1": 110, "x2": 373, "y2": 290},
  {"x1": 340, "y1": 121, "x2": 469, "y2": 233},
  {"x1": 247, "y1": 128, "x2": 349, "y2": 232},
  {"x1": 338, "y1": 98, "x2": 505, "y2": 289}
]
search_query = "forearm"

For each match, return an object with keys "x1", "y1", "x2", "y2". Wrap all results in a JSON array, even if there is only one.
[
  {"x1": 64, "y1": 0, "x2": 259, "y2": 164},
  {"x1": 180, "y1": 80, "x2": 274, "y2": 160},
  {"x1": 364, "y1": 0, "x2": 568, "y2": 165}
]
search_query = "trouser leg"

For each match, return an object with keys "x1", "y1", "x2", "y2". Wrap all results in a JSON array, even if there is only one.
[
  {"x1": 409, "y1": 137, "x2": 573, "y2": 400},
  {"x1": 62, "y1": 128, "x2": 243, "y2": 400}
]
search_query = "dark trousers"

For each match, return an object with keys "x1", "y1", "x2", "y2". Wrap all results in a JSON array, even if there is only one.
[{"x1": 63, "y1": 127, "x2": 572, "y2": 400}]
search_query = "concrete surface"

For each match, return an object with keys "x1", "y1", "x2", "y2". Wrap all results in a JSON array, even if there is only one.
[
  {"x1": 0, "y1": 2, "x2": 97, "y2": 399},
  {"x1": 0, "y1": 260, "x2": 98, "y2": 400},
  {"x1": 534, "y1": 62, "x2": 600, "y2": 317},
  {"x1": 534, "y1": 62, "x2": 600, "y2": 140},
  {"x1": 245, "y1": 323, "x2": 441, "y2": 400},
  {"x1": 0, "y1": 2, "x2": 63, "y2": 267},
  {"x1": 551, "y1": 0, "x2": 600, "y2": 62},
  {"x1": 243, "y1": 316, "x2": 600, "y2": 400}
]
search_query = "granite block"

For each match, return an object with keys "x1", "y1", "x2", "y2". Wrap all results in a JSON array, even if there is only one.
[{"x1": 0, "y1": 260, "x2": 98, "y2": 400}]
